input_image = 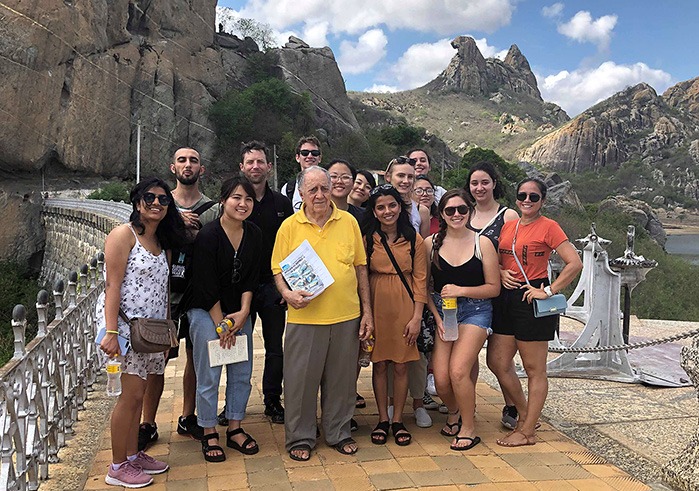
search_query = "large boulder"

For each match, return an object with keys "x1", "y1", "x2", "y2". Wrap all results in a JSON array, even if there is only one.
[{"x1": 598, "y1": 195, "x2": 667, "y2": 248}]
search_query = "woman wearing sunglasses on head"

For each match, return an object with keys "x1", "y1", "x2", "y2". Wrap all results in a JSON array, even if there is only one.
[
  {"x1": 385, "y1": 156, "x2": 430, "y2": 238},
  {"x1": 490, "y1": 178, "x2": 582, "y2": 447},
  {"x1": 424, "y1": 190, "x2": 500, "y2": 451},
  {"x1": 98, "y1": 177, "x2": 186, "y2": 487},
  {"x1": 464, "y1": 162, "x2": 520, "y2": 430},
  {"x1": 185, "y1": 175, "x2": 263, "y2": 462},
  {"x1": 414, "y1": 175, "x2": 440, "y2": 235}
]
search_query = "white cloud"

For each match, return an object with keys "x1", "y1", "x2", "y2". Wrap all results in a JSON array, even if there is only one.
[
  {"x1": 382, "y1": 38, "x2": 455, "y2": 90},
  {"x1": 338, "y1": 29, "x2": 388, "y2": 75},
  {"x1": 542, "y1": 3, "x2": 564, "y2": 18},
  {"x1": 539, "y1": 61, "x2": 673, "y2": 116},
  {"x1": 302, "y1": 22, "x2": 330, "y2": 47},
  {"x1": 558, "y1": 11, "x2": 617, "y2": 50},
  {"x1": 237, "y1": 0, "x2": 514, "y2": 36},
  {"x1": 365, "y1": 84, "x2": 399, "y2": 93},
  {"x1": 472, "y1": 37, "x2": 508, "y2": 60}
]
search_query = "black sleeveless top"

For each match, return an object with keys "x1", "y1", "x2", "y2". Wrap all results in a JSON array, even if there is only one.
[
  {"x1": 431, "y1": 248, "x2": 485, "y2": 293},
  {"x1": 466, "y1": 204, "x2": 507, "y2": 248}
]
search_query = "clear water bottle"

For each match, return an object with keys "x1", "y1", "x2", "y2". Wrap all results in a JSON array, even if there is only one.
[
  {"x1": 106, "y1": 358, "x2": 122, "y2": 397},
  {"x1": 358, "y1": 336, "x2": 374, "y2": 367},
  {"x1": 442, "y1": 298, "x2": 459, "y2": 341}
]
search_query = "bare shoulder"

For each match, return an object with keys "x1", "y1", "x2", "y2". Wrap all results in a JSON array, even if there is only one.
[
  {"x1": 504, "y1": 208, "x2": 520, "y2": 222},
  {"x1": 106, "y1": 224, "x2": 136, "y2": 251}
]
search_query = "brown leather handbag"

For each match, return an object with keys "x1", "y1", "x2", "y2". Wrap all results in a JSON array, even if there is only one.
[{"x1": 119, "y1": 308, "x2": 178, "y2": 353}]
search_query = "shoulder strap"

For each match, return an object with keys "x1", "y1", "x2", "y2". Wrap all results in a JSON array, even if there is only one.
[
  {"x1": 475, "y1": 206, "x2": 507, "y2": 260},
  {"x1": 285, "y1": 178, "x2": 295, "y2": 200},
  {"x1": 380, "y1": 236, "x2": 414, "y2": 302},
  {"x1": 511, "y1": 220, "x2": 531, "y2": 286},
  {"x1": 192, "y1": 199, "x2": 216, "y2": 216},
  {"x1": 118, "y1": 307, "x2": 131, "y2": 323}
]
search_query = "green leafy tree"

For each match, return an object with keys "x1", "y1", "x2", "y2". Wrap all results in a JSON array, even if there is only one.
[
  {"x1": 87, "y1": 182, "x2": 131, "y2": 203},
  {"x1": 231, "y1": 18, "x2": 276, "y2": 51},
  {"x1": 0, "y1": 261, "x2": 40, "y2": 365}
]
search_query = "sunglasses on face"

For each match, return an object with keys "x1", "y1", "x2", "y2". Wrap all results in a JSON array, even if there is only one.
[
  {"x1": 370, "y1": 183, "x2": 394, "y2": 196},
  {"x1": 443, "y1": 205, "x2": 469, "y2": 216},
  {"x1": 516, "y1": 192, "x2": 541, "y2": 203},
  {"x1": 413, "y1": 187, "x2": 434, "y2": 196},
  {"x1": 298, "y1": 149, "x2": 321, "y2": 157},
  {"x1": 142, "y1": 192, "x2": 172, "y2": 206}
]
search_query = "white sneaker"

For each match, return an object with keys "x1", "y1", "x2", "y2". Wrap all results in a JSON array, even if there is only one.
[
  {"x1": 387, "y1": 405, "x2": 394, "y2": 423},
  {"x1": 438, "y1": 404, "x2": 449, "y2": 414},
  {"x1": 414, "y1": 407, "x2": 432, "y2": 428},
  {"x1": 426, "y1": 373, "x2": 437, "y2": 396}
]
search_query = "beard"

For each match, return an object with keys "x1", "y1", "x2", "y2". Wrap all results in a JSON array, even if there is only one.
[{"x1": 176, "y1": 172, "x2": 200, "y2": 185}]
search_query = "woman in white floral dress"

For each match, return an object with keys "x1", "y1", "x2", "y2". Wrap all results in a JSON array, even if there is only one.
[{"x1": 98, "y1": 177, "x2": 185, "y2": 488}]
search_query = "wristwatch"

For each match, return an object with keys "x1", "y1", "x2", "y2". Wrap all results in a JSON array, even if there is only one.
[{"x1": 543, "y1": 286, "x2": 554, "y2": 297}]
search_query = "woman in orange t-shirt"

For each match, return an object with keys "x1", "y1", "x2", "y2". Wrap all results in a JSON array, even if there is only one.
[{"x1": 489, "y1": 178, "x2": 582, "y2": 447}]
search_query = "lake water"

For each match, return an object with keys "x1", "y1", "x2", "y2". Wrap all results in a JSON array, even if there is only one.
[{"x1": 665, "y1": 233, "x2": 699, "y2": 265}]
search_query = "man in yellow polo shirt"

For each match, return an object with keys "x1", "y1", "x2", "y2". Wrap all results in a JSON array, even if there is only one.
[{"x1": 272, "y1": 166, "x2": 373, "y2": 462}]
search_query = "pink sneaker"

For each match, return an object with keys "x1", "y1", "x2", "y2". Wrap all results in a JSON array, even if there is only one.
[
  {"x1": 105, "y1": 461, "x2": 153, "y2": 488},
  {"x1": 132, "y1": 451, "x2": 169, "y2": 474}
]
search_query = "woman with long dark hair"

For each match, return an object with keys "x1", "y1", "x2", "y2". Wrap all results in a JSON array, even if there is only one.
[
  {"x1": 360, "y1": 184, "x2": 427, "y2": 446},
  {"x1": 186, "y1": 175, "x2": 263, "y2": 462},
  {"x1": 348, "y1": 169, "x2": 377, "y2": 208},
  {"x1": 490, "y1": 178, "x2": 582, "y2": 447},
  {"x1": 414, "y1": 174, "x2": 440, "y2": 235},
  {"x1": 98, "y1": 177, "x2": 185, "y2": 487},
  {"x1": 425, "y1": 189, "x2": 500, "y2": 450}
]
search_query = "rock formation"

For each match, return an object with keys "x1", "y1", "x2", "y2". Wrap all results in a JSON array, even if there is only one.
[{"x1": 598, "y1": 196, "x2": 667, "y2": 247}]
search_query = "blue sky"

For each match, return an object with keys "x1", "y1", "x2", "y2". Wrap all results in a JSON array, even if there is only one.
[{"x1": 216, "y1": 1, "x2": 698, "y2": 116}]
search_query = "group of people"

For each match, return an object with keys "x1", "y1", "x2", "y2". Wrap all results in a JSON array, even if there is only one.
[{"x1": 97, "y1": 136, "x2": 582, "y2": 487}]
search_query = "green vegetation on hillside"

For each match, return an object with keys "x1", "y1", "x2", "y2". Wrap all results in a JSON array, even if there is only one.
[
  {"x1": 87, "y1": 182, "x2": 131, "y2": 203},
  {"x1": 443, "y1": 148, "x2": 526, "y2": 201},
  {"x1": 0, "y1": 261, "x2": 40, "y2": 365}
]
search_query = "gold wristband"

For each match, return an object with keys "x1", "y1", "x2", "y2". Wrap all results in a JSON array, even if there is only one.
[{"x1": 106, "y1": 330, "x2": 119, "y2": 335}]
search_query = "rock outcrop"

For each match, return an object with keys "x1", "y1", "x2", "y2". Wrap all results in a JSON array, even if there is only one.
[
  {"x1": 598, "y1": 195, "x2": 667, "y2": 247},
  {"x1": 664, "y1": 76, "x2": 699, "y2": 116}
]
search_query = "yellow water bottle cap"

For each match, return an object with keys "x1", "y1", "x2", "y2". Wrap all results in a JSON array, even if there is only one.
[{"x1": 443, "y1": 297, "x2": 457, "y2": 309}]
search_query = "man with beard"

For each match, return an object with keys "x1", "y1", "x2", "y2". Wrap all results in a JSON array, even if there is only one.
[
  {"x1": 237, "y1": 141, "x2": 293, "y2": 423},
  {"x1": 138, "y1": 147, "x2": 217, "y2": 450}
]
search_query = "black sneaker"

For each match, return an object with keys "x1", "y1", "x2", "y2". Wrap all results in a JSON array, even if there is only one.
[
  {"x1": 501, "y1": 405, "x2": 518, "y2": 430},
  {"x1": 264, "y1": 400, "x2": 285, "y2": 424},
  {"x1": 137, "y1": 422, "x2": 158, "y2": 451},
  {"x1": 177, "y1": 414, "x2": 204, "y2": 440},
  {"x1": 218, "y1": 407, "x2": 228, "y2": 426}
]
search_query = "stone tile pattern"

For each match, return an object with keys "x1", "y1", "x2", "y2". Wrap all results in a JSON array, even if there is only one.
[{"x1": 82, "y1": 328, "x2": 652, "y2": 491}]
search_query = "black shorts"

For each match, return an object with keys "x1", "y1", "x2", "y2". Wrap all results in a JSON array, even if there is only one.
[
  {"x1": 167, "y1": 312, "x2": 193, "y2": 359},
  {"x1": 492, "y1": 278, "x2": 559, "y2": 342}
]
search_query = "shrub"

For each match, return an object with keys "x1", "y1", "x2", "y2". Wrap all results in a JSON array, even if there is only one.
[
  {"x1": 87, "y1": 182, "x2": 131, "y2": 203},
  {"x1": 0, "y1": 261, "x2": 40, "y2": 365}
]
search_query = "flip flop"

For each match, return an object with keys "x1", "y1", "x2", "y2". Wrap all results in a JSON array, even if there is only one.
[
  {"x1": 289, "y1": 443, "x2": 311, "y2": 461},
  {"x1": 450, "y1": 436, "x2": 481, "y2": 451},
  {"x1": 440, "y1": 414, "x2": 462, "y2": 437},
  {"x1": 496, "y1": 430, "x2": 536, "y2": 447}
]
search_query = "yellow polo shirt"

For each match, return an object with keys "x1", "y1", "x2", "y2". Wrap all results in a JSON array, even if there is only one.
[{"x1": 271, "y1": 203, "x2": 366, "y2": 325}]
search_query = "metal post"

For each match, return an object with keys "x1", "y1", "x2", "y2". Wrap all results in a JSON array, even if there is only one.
[
  {"x1": 273, "y1": 144, "x2": 278, "y2": 191},
  {"x1": 12, "y1": 305, "x2": 27, "y2": 360},
  {"x1": 622, "y1": 285, "x2": 631, "y2": 345},
  {"x1": 136, "y1": 119, "x2": 141, "y2": 183}
]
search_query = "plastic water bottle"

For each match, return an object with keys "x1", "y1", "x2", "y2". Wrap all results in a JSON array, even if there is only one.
[
  {"x1": 358, "y1": 336, "x2": 374, "y2": 367},
  {"x1": 442, "y1": 298, "x2": 459, "y2": 341},
  {"x1": 106, "y1": 358, "x2": 122, "y2": 397}
]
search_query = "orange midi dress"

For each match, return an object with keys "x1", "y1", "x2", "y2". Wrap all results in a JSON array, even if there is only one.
[{"x1": 368, "y1": 233, "x2": 428, "y2": 364}]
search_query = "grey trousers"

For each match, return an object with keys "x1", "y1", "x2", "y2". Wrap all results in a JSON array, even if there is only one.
[
  {"x1": 387, "y1": 351, "x2": 428, "y2": 400},
  {"x1": 283, "y1": 318, "x2": 360, "y2": 451}
]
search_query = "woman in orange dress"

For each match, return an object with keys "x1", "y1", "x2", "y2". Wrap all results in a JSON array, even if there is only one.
[{"x1": 361, "y1": 184, "x2": 427, "y2": 446}]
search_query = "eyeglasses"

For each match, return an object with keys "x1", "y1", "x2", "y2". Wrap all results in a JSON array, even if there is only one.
[
  {"x1": 443, "y1": 205, "x2": 469, "y2": 216},
  {"x1": 299, "y1": 149, "x2": 321, "y2": 157},
  {"x1": 413, "y1": 187, "x2": 434, "y2": 196},
  {"x1": 329, "y1": 174, "x2": 353, "y2": 183},
  {"x1": 142, "y1": 192, "x2": 172, "y2": 206},
  {"x1": 231, "y1": 256, "x2": 242, "y2": 284},
  {"x1": 370, "y1": 183, "x2": 394, "y2": 196},
  {"x1": 516, "y1": 192, "x2": 541, "y2": 203}
]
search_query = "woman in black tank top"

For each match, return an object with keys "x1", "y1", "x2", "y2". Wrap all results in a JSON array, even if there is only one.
[{"x1": 424, "y1": 190, "x2": 501, "y2": 451}]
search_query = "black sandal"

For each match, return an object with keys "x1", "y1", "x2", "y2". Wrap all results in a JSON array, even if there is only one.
[
  {"x1": 371, "y1": 421, "x2": 390, "y2": 445},
  {"x1": 226, "y1": 428, "x2": 259, "y2": 455},
  {"x1": 201, "y1": 432, "x2": 226, "y2": 462},
  {"x1": 289, "y1": 443, "x2": 312, "y2": 462},
  {"x1": 391, "y1": 422, "x2": 412, "y2": 446},
  {"x1": 440, "y1": 412, "x2": 462, "y2": 437},
  {"x1": 356, "y1": 393, "x2": 366, "y2": 409},
  {"x1": 334, "y1": 437, "x2": 358, "y2": 455}
]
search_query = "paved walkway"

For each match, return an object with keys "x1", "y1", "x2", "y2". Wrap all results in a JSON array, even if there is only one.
[{"x1": 75, "y1": 324, "x2": 662, "y2": 491}]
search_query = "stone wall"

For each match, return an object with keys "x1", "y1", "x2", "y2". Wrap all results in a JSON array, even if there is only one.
[{"x1": 40, "y1": 200, "x2": 130, "y2": 284}]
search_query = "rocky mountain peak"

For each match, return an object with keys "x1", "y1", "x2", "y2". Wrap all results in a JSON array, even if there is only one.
[
  {"x1": 663, "y1": 76, "x2": 699, "y2": 116},
  {"x1": 423, "y1": 36, "x2": 542, "y2": 101}
]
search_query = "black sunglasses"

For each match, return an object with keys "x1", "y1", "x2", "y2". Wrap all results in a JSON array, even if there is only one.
[
  {"x1": 395, "y1": 156, "x2": 416, "y2": 165},
  {"x1": 516, "y1": 192, "x2": 541, "y2": 203},
  {"x1": 231, "y1": 257, "x2": 242, "y2": 284},
  {"x1": 299, "y1": 149, "x2": 321, "y2": 157},
  {"x1": 443, "y1": 205, "x2": 469, "y2": 216},
  {"x1": 142, "y1": 192, "x2": 172, "y2": 206},
  {"x1": 370, "y1": 183, "x2": 395, "y2": 196}
]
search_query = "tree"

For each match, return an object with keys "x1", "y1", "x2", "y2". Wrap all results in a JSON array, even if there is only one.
[{"x1": 231, "y1": 18, "x2": 276, "y2": 51}]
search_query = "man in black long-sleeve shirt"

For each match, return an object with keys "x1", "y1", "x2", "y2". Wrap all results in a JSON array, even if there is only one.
[{"x1": 239, "y1": 140, "x2": 294, "y2": 423}]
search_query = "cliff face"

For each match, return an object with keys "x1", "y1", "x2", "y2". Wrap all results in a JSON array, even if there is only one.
[{"x1": 0, "y1": 2, "x2": 361, "y2": 178}]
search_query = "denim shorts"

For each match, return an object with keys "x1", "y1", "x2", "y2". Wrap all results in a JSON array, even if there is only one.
[{"x1": 431, "y1": 293, "x2": 493, "y2": 335}]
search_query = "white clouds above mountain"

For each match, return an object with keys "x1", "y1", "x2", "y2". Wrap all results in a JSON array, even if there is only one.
[
  {"x1": 382, "y1": 39, "x2": 454, "y2": 90},
  {"x1": 542, "y1": 3, "x2": 564, "y2": 18},
  {"x1": 558, "y1": 11, "x2": 618, "y2": 49},
  {"x1": 338, "y1": 30, "x2": 388, "y2": 75},
  {"x1": 539, "y1": 61, "x2": 672, "y2": 116},
  {"x1": 235, "y1": 0, "x2": 514, "y2": 35}
]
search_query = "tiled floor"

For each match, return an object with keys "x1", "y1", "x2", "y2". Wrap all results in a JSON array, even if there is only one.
[{"x1": 83, "y1": 329, "x2": 652, "y2": 491}]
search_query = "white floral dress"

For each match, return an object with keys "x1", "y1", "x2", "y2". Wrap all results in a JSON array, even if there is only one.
[{"x1": 96, "y1": 224, "x2": 169, "y2": 380}]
